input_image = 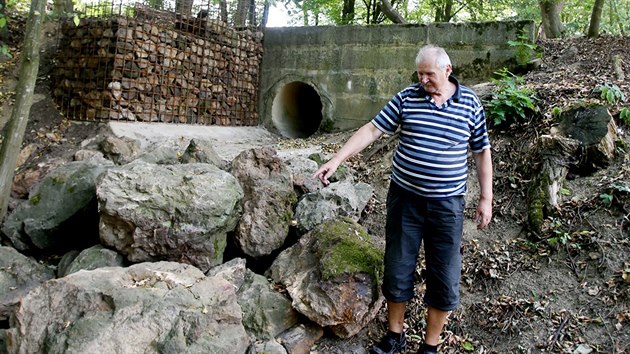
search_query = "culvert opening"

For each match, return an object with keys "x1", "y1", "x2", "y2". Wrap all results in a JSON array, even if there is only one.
[{"x1": 271, "y1": 81, "x2": 323, "y2": 138}]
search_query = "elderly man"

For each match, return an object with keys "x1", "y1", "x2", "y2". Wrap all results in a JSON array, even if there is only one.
[{"x1": 313, "y1": 44, "x2": 493, "y2": 354}]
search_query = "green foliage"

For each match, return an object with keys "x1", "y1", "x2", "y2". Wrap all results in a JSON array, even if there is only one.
[
  {"x1": 546, "y1": 217, "x2": 569, "y2": 247},
  {"x1": 594, "y1": 84, "x2": 626, "y2": 104},
  {"x1": 551, "y1": 106, "x2": 562, "y2": 118},
  {"x1": 484, "y1": 68, "x2": 538, "y2": 128},
  {"x1": 619, "y1": 107, "x2": 630, "y2": 125},
  {"x1": 461, "y1": 341, "x2": 475, "y2": 351},
  {"x1": 599, "y1": 192, "x2": 613, "y2": 206},
  {"x1": 507, "y1": 33, "x2": 539, "y2": 66}
]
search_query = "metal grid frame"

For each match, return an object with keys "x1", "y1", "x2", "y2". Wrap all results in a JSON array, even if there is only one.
[{"x1": 53, "y1": 1, "x2": 263, "y2": 126}]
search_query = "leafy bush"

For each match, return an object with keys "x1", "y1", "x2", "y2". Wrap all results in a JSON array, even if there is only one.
[
  {"x1": 507, "y1": 34, "x2": 539, "y2": 67},
  {"x1": 484, "y1": 68, "x2": 538, "y2": 128},
  {"x1": 619, "y1": 107, "x2": 630, "y2": 125},
  {"x1": 594, "y1": 84, "x2": 626, "y2": 104}
]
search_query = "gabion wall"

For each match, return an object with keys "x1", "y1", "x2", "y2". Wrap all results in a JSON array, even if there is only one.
[{"x1": 53, "y1": 5, "x2": 263, "y2": 126}]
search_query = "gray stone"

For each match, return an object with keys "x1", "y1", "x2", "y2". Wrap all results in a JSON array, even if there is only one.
[
  {"x1": 0, "y1": 246, "x2": 55, "y2": 320},
  {"x1": 238, "y1": 271, "x2": 299, "y2": 339},
  {"x1": 280, "y1": 154, "x2": 321, "y2": 195},
  {"x1": 231, "y1": 147, "x2": 297, "y2": 258},
  {"x1": 73, "y1": 149, "x2": 108, "y2": 163},
  {"x1": 99, "y1": 135, "x2": 141, "y2": 164},
  {"x1": 294, "y1": 181, "x2": 373, "y2": 233},
  {"x1": 6, "y1": 262, "x2": 250, "y2": 354},
  {"x1": 135, "y1": 144, "x2": 180, "y2": 164},
  {"x1": 97, "y1": 162, "x2": 243, "y2": 272},
  {"x1": 268, "y1": 218, "x2": 384, "y2": 338},
  {"x1": 1, "y1": 160, "x2": 113, "y2": 253},
  {"x1": 56, "y1": 249, "x2": 80, "y2": 277},
  {"x1": 276, "y1": 323, "x2": 324, "y2": 354},
  {"x1": 60, "y1": 245, "x2": 125, "y2": 277},
  {"x1": 209, "y1": 258, "x2": 299, "y2": 340},
  {"x1": 180, "y1": 138, "x2": 227, "y2": 169},
  {"x1": 250, "y1": 339, "x2": 288, "y2": 354}
]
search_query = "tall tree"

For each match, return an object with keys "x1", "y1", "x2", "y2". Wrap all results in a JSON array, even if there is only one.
[
  {"x1": 0, "y1": 0, "x2": 45, "y2": 222},
  {"x1": 341, "y1": 0, "x2": 356, "y2": 24},
  {"x1": 261, "y1": 0, "x2": 270, "y2": 26},
  {"x1": 52, "y1": 0, "x2": 73, "y2": 14},
  {"x1": 539, "y1": 0, "x2": 564, "y2": 38},
  {"x1": 587, "y1": 0, "x2": 605, "y2": 37},
  {"x1": 380, "y1": 0, "x2": 407, "y2": 23},
  {"x1": 175, "y1": 0, "x2": 194, "y2": 16},
  {"x1": 0, "y1": 0, "x2": 7, "y2": 49},
  {"x1": 234, "y1": 0, "x2": 251, "y2": 26}
]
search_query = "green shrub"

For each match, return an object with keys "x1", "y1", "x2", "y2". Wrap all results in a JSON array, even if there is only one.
[
  {"x1": 507, "y1": 34, "x2": 539, "y2": 67},
  {"x1": 484, "y1": 68, "x2": 538, "y2": 128},
  {"x1": 594, "y1": 84, "x2": 626, "y2": 104},
  {"x1": 619, "y1": 107, "x2": 630, "y2": 125}
]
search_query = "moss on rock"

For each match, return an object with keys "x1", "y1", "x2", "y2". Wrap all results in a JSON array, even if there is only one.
[{"x1": 311, "y1": 217, "x2": 384, "y2": 283}]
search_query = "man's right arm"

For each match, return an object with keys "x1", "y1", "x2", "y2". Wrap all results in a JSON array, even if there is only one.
[{"x1": 313, "y1": 122, "x2": 384, "y2": 185}]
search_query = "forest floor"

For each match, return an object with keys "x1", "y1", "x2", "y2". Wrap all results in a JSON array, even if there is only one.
[{"x1": 1, "y1": 18, "x2": 629, "y2": 354}]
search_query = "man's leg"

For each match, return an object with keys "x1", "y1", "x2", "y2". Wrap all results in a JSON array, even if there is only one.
[
  {"x1": 424, "y1": 306, "x2": 448, "y2": 345},
  {"x1": 387, "y1": 301, "x2": 406, "y2": 333}
]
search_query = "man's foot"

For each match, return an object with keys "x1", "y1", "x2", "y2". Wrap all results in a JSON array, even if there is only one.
[
  {"x1": 416, "y1": 343, "x2": 438, "y2": 354},
  {"x1": 368, "y1": 331, "x2": 406, "y2": 354}
]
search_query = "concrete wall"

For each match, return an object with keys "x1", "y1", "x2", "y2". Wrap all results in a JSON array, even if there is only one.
[{"x1": 259, "y1": 21, "x2": 534, "y2": 137}]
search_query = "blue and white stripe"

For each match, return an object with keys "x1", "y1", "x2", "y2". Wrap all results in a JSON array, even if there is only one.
[{"x1": 371, "y1": 78, "x2": 490, "y2": 199}]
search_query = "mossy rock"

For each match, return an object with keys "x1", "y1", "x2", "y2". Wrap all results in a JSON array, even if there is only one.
[{"x1": 311, "y1": 217, "x2": 383, "y2": 283}]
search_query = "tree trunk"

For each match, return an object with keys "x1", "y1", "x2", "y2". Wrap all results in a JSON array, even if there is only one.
[
  {"x1": 0, "y1": 0, "x2": 8, "y2": 56},
  {"x1": 380, "y1": 0, "x2": 407, "y2": 23},
  {"x1": 247, "y1": 0, "x2": 256, "y2": 26},
  {"x1": 0, "y1": 0, "x2": 45, "y2": 222},
  {"x1": 434, "y1": 0, "x2": 455, "y2": 22},
  {"x1": 526, "y1": 105, "x2": 617, "y2": 236},
  {"x1": 220, "y1": 0, "x2": 228, "y2": 23},
  {"x1": 587, "y1": 0, "x2": 605, "y2": 38},
  {"x1": 234, "y1": 0, "x2": 249, "y2": 27},
  {"x1": 52, "y1": 0, "x2": 73, "y2": 14},
  {"x1": 341, "y1": 0, "x2": 356, "y2": 24},
  {"x1": 175, "y1": 0, "x2": 194, "y2": 16},
  {"x1": 261, "y1": 0, "x2": 269, "y2": 27},
  {"x1": 539, "y1": 0, "x2": 564, "y2": 38}
]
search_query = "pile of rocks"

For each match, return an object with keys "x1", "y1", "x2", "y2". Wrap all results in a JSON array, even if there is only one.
[{"x1": 53, "y1": 15, "x2": 263, "y2": 126}]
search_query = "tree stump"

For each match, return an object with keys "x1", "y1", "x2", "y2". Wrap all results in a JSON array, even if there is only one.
[{"x1": 526, "y1": 104, "x2": 617, "y2": 235}]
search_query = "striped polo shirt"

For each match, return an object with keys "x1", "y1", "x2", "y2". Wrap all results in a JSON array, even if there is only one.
[{"x1": 371, "y1": 77, "x2": 490, "y2": 199}]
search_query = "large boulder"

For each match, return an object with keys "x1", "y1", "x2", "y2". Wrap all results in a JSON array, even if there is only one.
[
  {"x1": 267, "y1": 217, "x2": 384, "y2": 338},
  {"x1": 294, "y1": 181, "x2": 373, "y2": 233},
  {"x1": 230, "y1": 147, "x2": 298, "y2": 258},
  {"x1": 97, "y1": 162, "x2": 243, "y2": 272},
  {"x1": 0, "y1": 246, "x2": 55, "y2": 321},
  {"x1": 98, "y1": 135, "x2": 142, "y2": 164},
  {"x1": 179, "y1": 138, "x2": 227, "y2": 169},
  {"x1": 6, "y1": 262, "x2": 250, "y2": 354},
  {"x1": 1, "y1": 160, "x2": 113, "y2": 253},
  {"x1": 58, "y1": 245, "x2": 125, "y2": 277},
  {"x1": 279, "y1": 154, "x2": 321, "y2": 195},
  {"x1": 208, "y1": 258, "x2": 299, "y2": 340}
]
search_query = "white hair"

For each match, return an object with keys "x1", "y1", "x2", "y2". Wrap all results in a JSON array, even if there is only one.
[{"x1": 415, "y1": 45, "x2": 451, "y2": 70}]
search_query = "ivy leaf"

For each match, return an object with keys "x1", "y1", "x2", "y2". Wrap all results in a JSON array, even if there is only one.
[
  {"x1": 0, "y1": 17, "x2": 6, "y2": 29},
  {"x1": 73, "y1": 15, "x2": 80, "y2": 26},
  {"x1": 462, "y1": 341, "x2": 475, "y2": 351}
]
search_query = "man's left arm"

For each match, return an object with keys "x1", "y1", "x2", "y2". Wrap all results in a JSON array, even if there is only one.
[{"x1": 473, "y1": 148, "x2": 493, "y2": 229}]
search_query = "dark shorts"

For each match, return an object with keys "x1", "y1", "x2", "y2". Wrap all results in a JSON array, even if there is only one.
[{"x1": 382, "y1": 181, "x2": 465, "y2": 311}]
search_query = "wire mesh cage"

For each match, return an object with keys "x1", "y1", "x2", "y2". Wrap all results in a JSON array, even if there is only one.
[{"x1": 53, "y1": 0, "x2": 264, "y2": 126}]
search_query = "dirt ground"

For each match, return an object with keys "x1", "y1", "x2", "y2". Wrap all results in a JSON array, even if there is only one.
[{"x1": 1, "y1": 20, "x2": 629, "y2": 354}]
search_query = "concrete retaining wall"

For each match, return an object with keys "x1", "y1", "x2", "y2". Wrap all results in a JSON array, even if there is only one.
[{"x1": 259, "y1": 21, "x2": 534, "y2": 137}]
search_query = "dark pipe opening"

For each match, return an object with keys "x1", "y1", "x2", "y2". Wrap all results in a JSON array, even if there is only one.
[{"x1": 271, "y1": 81, "x2": 323, "y2": 138}]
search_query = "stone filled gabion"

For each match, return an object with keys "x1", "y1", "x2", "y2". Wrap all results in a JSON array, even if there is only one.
[{"x1": 53, "y1": 13, "x2": 263, "y2": 126}]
